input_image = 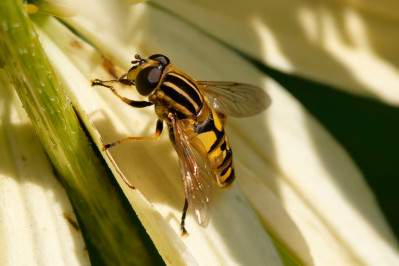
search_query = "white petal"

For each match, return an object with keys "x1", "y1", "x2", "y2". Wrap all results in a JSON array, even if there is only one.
[
  {"x1": 151, "y1": 0, "x2": 399, "y2": 105},
  {"x1": 34, "y1": 16, "x2": 282, "y2": 265},
  {"x1": 0, "y1": 74, "x2": 89, "y2": 266},
  {"x1": 229, "y1": 78, "x2": 399, "y2": 265},
  {"x1": 34, "y1": 1, "x2": 399, "y2": 265}
]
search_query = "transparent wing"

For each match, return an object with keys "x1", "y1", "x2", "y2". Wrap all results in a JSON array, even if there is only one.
[
  {"x1": 171, "y1": 117, "x2": 213, "y2": 227},
  {"x1": 198, "y1": 81, "x2": 271, "y2": 117}
]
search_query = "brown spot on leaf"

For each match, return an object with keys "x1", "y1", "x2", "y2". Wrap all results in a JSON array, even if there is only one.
[
  {"x1": 69, "y1": 38, "x2": 82, "y2": 49},
  {"x1": 63, "y1": 213, "x2": 80, "y2": 231},
  {"x1": 101, "y1": 56, "x2": 118, "y2": 79}
]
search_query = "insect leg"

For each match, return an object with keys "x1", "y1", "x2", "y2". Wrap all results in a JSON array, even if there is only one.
[
  {"x1": 103, "y1": 120, "x2": 163, "y2": 150},
  {"x1": 91, "y1": 78, "x2": 153, "y2": 108},
  {"x1": 181, "y1": 198, "x2": 189, "y2": 236}
]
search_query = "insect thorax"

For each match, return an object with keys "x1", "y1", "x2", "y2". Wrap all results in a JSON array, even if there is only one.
[{"x1": 153, "y1": 71, "x2": 204, "y2": 119}]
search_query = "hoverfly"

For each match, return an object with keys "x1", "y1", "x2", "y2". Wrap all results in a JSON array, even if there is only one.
[{"x1": 92, "y1": 54, "x2": 271, "y2": 235}]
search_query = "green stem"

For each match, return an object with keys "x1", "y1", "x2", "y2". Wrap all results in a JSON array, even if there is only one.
[{"x1": 0, "y1": 1, "x2": 161, "y2": 265}]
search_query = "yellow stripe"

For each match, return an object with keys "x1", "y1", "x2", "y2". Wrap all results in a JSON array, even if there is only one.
[
  {"x1": 163, "y1": 81, "x2": 200, "y2": 111},
  {"x1": 169, "y1": 72, "x2": 203, "y2": 101},
  {"x1": 156, "y1": 90, "x2": 192, "y2": 116},
  {"x1": 209, "y1": 146, "x2": 223, "y2": 166},
  {"x1": 220, "y1": 167, "x2": 232, "y2": 183},
  {"x1": 196, "y1": 131, "x2": 217, "y2": 153},
  {"x1": 212, "y1": 109, "x2": 223, "y2": 131}
]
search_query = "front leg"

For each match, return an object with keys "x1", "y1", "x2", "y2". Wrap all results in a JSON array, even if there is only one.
[{"x1": 91, "y1": 78, "x2": 153, "y2": 108}]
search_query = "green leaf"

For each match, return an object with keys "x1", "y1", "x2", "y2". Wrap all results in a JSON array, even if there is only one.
[
  {"x1": 0, "y1": 70, "x2": 89, "y2": 266},
  {"x1": 0, "y1": 1, "x2": 162, "y2": 265}
]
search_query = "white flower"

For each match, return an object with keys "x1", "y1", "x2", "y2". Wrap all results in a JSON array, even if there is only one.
[{"x1": 2, "y1": 0, "x2": 398, "y2": 265}]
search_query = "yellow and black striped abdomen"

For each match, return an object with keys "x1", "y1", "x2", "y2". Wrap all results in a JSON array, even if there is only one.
[
  {"x1": 156, "y1": 71, "x2": 204, "y2": 118},
  {"x1": 194, "y1": 108, "x2": 235, "y2": 188}
]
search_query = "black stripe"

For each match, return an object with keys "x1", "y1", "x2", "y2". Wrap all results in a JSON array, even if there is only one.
[
  {"x1": 195, "y1": 111, "x2": 214, "y2": 134},
  {"x1": 195, "y1": 110, "x2": 224, "y2": 136},
  {"x1": 208, "y1": 133, "x2": 224, "y2": 154},
  {"x1": 218, "y1": 149, "x2": 232, "y2": 169},
  {"x1": 172, "y1": 72, "x2": 198, "y2": 90},
  {"x1": 222, "y1": 168, "x2": 235, "y2": 186},
  {"x1": 165, "y1": 74, "x2": 202, "y2": 107},
  {"x1": 220, "y1": 160, "x2": 233, "y2": 176},
  {"x1": 220, "y1": 140, "x2": 227, "y2": 151},
  {"x1": 195, "y1": 111, "x2": 225, "y2": 153},
  {"x1": 161, "y1": 84, "x2": 196, "y2": 114}
]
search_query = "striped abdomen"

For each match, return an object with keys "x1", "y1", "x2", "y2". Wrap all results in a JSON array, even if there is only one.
[{"x1": 194, "y1": 106, "x2": 235, "y2": 188}]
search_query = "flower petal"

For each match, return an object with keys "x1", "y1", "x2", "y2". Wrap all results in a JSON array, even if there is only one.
[
  {"x1": 229, "y1": 78, "x2": 399, "y2": 265},
  {"x1": 34, "y1": 15, "x2": 283, "y2": 265},
  {"x1": 34, "y1": 1, "x2": 399, "y2": 265},
  {"x1": 0, "y1": 1, "x2": 163, "y2": 263},
  {"x1": 0, "y1": 72, "x2": 89, "y2": 266},
  {"x1": 151, "y1": 0, "x2": 399, "y2": 105}
]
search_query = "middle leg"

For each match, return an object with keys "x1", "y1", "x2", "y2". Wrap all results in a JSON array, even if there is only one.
[{"x1": 103, "y1": 120, "x2": 163, "y2": 150}]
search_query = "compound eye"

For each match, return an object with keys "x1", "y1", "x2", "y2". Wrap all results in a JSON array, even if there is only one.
[
  {"x1": 149, "y1": 54, "x2": 170, "y2": 66},
  {"x1": 135, "y1": 66, "x2": 162, "y2": 96}
]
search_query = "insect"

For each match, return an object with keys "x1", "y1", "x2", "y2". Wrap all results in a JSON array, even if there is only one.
[{"x1": 91, "y1": 54, "x2": 271, "y2": 235}]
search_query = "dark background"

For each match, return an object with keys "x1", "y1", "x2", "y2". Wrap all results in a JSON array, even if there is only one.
[{"x1": 258, "y1": 62, "x2": 399, "y2": 240}]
